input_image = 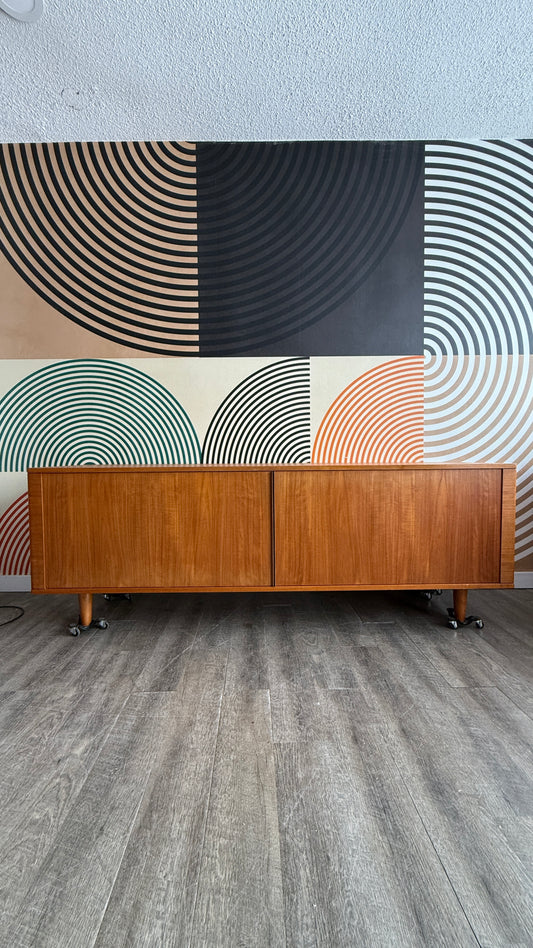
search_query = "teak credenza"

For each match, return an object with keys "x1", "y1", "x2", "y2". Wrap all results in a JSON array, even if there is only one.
[{"x1": 27, "y1": 463, "x2": 516, "y2": 634}]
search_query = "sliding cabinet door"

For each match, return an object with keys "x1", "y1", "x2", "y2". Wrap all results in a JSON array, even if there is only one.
[
  {"x1": 31, "y1": 469, "x2": 273, "y2": 591},
  {"x1": 274, "y1": 468, "x2": 504, "y2": 588}
]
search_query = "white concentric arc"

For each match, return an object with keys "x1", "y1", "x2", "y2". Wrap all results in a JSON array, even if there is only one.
[{"x1": 424, "y1": 139, "x2": 533, "y2": 564}]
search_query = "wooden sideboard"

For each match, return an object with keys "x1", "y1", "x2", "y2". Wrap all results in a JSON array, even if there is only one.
[{"x1": 27, "y1": 463, "x2": 516, "y2": 633}]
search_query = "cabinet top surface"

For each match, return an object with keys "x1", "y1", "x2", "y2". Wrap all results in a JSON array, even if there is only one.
[{"x1": 27, "y1": 463, "x2": 516, "y2": 474}]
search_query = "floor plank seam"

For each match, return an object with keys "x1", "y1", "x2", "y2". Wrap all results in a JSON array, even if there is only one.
[
  {"x1": 186, "y1": 653, "x2": 228, "y2": 947},
  {"x1": 401, "y1": 622, "x2": 524, "y2": 694},
  {"x1": 0, "y1": 693, "x2": 140, "y2": 943},
  {"x1": 89, "y1": 768, "x2": 155, "y2": 948},
  {"x1": 267, "y1": 685, "x2": 289, "y2": 948},
  {"x1": 493, "y1": 683, "x2": 533, "y2": 723},
  {"x1": 392, "y1": 757, "x2": 484, "y2": 948},
  {"x1": 10, "y1": 691, "x2": 134, "y2": 916}
]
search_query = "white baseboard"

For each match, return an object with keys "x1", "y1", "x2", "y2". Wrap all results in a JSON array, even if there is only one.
[
  {"x1": 514, "y1": 572, "x2": 533, "y2": 589},
  {"x1": 0, "y1": 575, "x2": 31, "y2": 592}
]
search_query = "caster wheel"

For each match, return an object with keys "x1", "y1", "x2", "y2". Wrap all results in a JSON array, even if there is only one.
[
  {"x1": 97, "y1": 619, "x2": 109, "y2": 630},
  {"x1": 475, "y1": 619, "x2": 484, "y2": 629},
  {"x1": 434, "y1": 589, "x2": 442, "y2": 596},
  {"x1": 448, "y1": 619, "x2": 458, "y2": 630},
  {"x1": 423, "y1": 591, "x2": 432, "y2": 600},
  {"x1": 69, "y1": 624, "x2": 80, "y2": 637},
  {"x1": 103, "y1": 594, "x2": 111, "y2": 601}
]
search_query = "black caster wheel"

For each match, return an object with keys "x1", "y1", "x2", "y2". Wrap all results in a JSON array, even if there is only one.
[
  {"x1": 68, "y1": 618, "x2": 108, "y2": 635},
  {"x1": 447, "y1": 607, "x2": 483, "y2": 630},
  {"x1": 103, "y1": 593, "x2": 132, "y2": 603},
  {"x1": 421, "y1": 589, "x2": 443, "y2": 601}
]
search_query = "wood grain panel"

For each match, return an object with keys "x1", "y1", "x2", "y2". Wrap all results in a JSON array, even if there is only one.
[
  {"x1": 500, "y1": 466, "x2": 517, "y2": 584},
  {"x1": 28, "y1": 464, "x2": 514, "y2": 599},
  {"x1": 40, "y1": 469, "x2": 272, "y2": 590},
  {"x1": 274, "y1": 469, "x2": 503, "y2": 587}
]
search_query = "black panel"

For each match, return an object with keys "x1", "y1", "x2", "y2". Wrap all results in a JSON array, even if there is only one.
[{"x1": 197, "y1": 141, "x2": 424, "y2": 355}]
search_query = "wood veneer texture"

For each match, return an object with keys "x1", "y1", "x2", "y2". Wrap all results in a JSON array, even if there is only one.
[{"x1": 27, "y1": 464, "x2": 515, "y2": 598}]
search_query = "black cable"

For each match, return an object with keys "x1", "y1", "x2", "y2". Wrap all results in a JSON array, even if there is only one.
[{"x1": 0, "y1": 606, "x2": 25, "y2": 626}]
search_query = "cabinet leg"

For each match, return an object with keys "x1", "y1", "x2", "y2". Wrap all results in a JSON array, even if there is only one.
[
  {"x1": 78, "y1": 593, "x2": 93, "y2": 628},
  {"x1": 453, "y1": 589, "x2": 468, "y2": 624},
  {"x1": 68, "y1": 593, "x2": 109, "y2": 637},
  {"x1": 447, "y1": 589, "x2": 484, "y2": 630}
]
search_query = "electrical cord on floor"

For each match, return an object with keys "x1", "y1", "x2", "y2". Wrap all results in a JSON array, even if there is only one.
[{"x1": 0, "y1": 606, "x2": 24, "y2": 626}]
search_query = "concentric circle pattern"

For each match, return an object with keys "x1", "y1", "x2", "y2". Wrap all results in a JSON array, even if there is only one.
[
  {"x1": 0, "y1": 360, "x2": 200, "y2": 470},
  {"x1": 197, "y1": 141, "x2": 422, "y2": 353},
  {"x1": 424, "y1": 140, "x2": 533, "y2": 560},
  {"x1": 425, "y1": 139, "x2": 532, "y2": 358},
  {"x1": 0, "y1": 493, "x2": 30, "y2": 575},
  {"x1": 0, "y1": 141, "x2": 199, "y2": 353},
  {"x1": 202, "y1": 359, "x2": 310, "y2": 463},
  {"x1": 312, "y1": 358, "x2": 424, "y2": 464}
]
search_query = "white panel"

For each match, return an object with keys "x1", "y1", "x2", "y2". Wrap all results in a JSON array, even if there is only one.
[
  {"x1": 0, "y1": 574, "x2": 31, "y2": 591},
  {"x1": 514, "y1": 572, "x2": 533, "y2": 589}
]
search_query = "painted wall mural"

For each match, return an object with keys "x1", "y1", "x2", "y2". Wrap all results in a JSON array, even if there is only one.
[
  {"x1": 202, "y1": 358, "x2": 311, "y2": 464},
  {"x1": 0, "y1": 492, "x2": 29, "y2": 576},
  {"x1": 423, "y1": 140, "x2": 533, "y2": 566},
  {"x1": 195, "y1": 141, "x2": 423, "y2": 355},
  {"x1": 0, "y1": 360, "x2": 200, "y2": 469},
  {"x1": 0, "y1": 140, "x2": 422, "y2": 358},
  {"x1": 0, "y1": 141, "x2": 199, "y2": 354},
  {"x1": 312, "y1": 357, "x2": 424, "y2": 465},
  {"x1": 0, "y1": 139, "x2": 531, "y2": 582}
]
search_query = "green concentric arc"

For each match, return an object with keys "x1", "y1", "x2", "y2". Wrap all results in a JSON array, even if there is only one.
[{"x1": 0, "y1": 360, "x2": 200, "y2": 471}]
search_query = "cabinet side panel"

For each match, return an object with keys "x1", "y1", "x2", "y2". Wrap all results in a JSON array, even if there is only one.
[
  {"x1": 27, "y1": 471, "x2": 46, "y2": 590},
  {"x1": 274, "y1": 469, "x2": 503, "y2": 587},
  {"x1": 500, "y1": 467, "x2": 517, "y2": 584},
  {"x1": 42, "y1": 470, "x2": 272, "y2": 590}
]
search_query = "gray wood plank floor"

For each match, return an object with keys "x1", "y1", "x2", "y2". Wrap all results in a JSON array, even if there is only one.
[{"x1": 0, "y1": 588, "x2": 532, "y2": 947}]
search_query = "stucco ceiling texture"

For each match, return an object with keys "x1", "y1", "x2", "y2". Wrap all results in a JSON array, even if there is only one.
[{"x1": 0, "y1": 0, "x2": 532, "y2": 143}]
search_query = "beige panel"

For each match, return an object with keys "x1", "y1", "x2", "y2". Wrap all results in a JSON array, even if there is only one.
[{"x1": 0, "y1": 254, "x2": 159, "y2": 360}]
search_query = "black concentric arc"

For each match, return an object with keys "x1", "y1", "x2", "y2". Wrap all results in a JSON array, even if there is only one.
[
  {"x1": 202, "y1": 358, "x2": 311, "y2": 464},
  {"x1": 0, "y1": 141, "x2": 199, "y2": 354},
  {"x1": 197, "y1": 141, "x2": 423, "y2": 354}
]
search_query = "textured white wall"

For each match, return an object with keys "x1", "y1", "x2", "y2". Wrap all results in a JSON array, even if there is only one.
[{"x1": 0, "y1": 0, "x2": 531, "y2": 143}]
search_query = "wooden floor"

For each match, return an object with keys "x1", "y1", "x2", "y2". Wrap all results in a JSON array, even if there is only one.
[{"x1": 0, "y1": 588, "x2": 532, "y2": 947}]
